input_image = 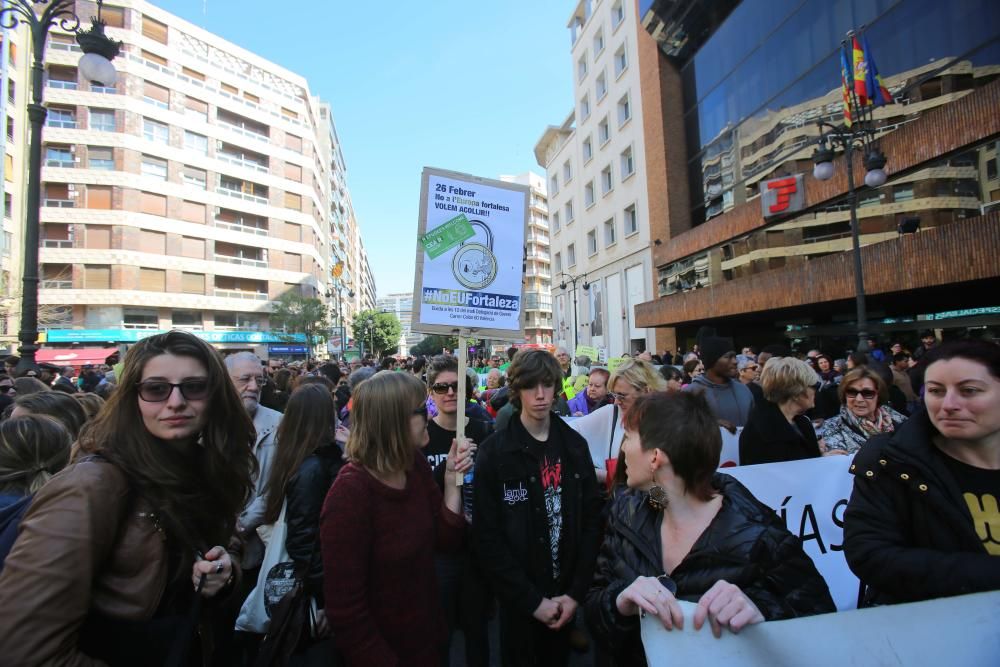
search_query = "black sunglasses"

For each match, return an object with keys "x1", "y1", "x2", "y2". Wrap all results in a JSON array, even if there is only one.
[
  {"x1": 845, "y1": 388, "x2": 878, "y2": 400},
  {"x1": 430, "y1": 382, "x2": 459, "y2": 395},
  {"x1": 137, "y1": 379, "x2": 210, "y2": 403},
  {"x1": 0, "y1": 385, "x2": 12, "y2": 393}
]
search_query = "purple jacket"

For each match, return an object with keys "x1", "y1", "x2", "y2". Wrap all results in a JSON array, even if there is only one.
[{"x1": 568, "y1": 392, "x2": 591, "y2": 415}]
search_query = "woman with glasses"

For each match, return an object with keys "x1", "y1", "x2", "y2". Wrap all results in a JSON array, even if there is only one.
[
  {"x1": 0, "y1": 330, "x2": 256, "y2": 666},
  {"x1": 740, "y1": 358, "x2": 827, "y2": 466},
  {"x1": 320, "y1": 371, "x2": 472, "y2": 666},
  {"x1": 818, "y1": 367, "x2": 907, "y2": 456}
]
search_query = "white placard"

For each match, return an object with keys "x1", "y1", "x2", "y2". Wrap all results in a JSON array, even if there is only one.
[
  {"x1": 411, "y1": 167, "x2": 529, "y2": 338},
  {"x1": 641, "y1": 592, "x2": 1000, "y2": 666}
]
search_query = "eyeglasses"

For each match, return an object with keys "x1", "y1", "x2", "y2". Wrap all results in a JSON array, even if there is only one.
[
  {"x1": 0, "y1": 385, "x2": 12, "y2": 393},
  {"x1": 232, "y1": 374, "x2": 267, "y2": 387},
  {"x1": 609, "y1": 391, "x2": 635, "y2": 402},
  {"x1": 430, "y1": 382, "x2": 459, "y2": 395},
  {"x1": 412, "y1": 404, "x2": 429, "y2": 419},
  {"x1": 137, "y1": 379, "x2": 210, "y2": 403},
  {"x1": 845, "y1": 388, "x2": 878, "y2": 400}
]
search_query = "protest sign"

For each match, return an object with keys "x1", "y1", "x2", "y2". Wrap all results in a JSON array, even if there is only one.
[
  {"x1": 575, "y1": 345, "x2": 598, "y2": 360},
  {"x1": 641, "y1": 592, "x2": 1000, "y2": 666},
  {"x1": 411, "y1": 167, "x2": 529, "y2": 339}
]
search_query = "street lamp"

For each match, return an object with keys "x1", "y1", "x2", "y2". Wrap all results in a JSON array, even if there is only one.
[
  {"x1": 811, "y1": 35, "x2": 889, "y2": 354},
  {"x1": 556, "y1": 271, "x2": 589, "y2": 353},
  {"x1": 2, "y1": 0, "x2": 121, "y2": 376},
  {"x1": 325, "y1": 281, "x2": 354, "y2": 359}
]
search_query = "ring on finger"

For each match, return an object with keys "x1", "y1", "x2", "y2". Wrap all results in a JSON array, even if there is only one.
[{"x1": 215, "y1": 562, "x2": 224, "y2": 574}]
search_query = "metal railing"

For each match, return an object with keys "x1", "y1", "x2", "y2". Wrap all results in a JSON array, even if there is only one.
[
  {"x1": 43, "y1": 198, "x2": 75, "y2": 208},
  {"x1": 216, "y1": 187, "x2": 269, "y2": 205},
  {"x1": 42, "y1": 240, "x2": 73, "y2": 248},
  {"x1": 213, "y1": 219, "x2": 268, "y2": 236},
  {"x1": 213, "y1": 254, "x2": 267, "y2": 268},
  {"x1": 214, "y1": 289, "x2": 268, "y2": 300},
  {"x1": 40, "y1": 279, "x2": 72, "y2": 289},
  {"x1": 217, "y1": 153, "x2": 270, "y2": 174}
]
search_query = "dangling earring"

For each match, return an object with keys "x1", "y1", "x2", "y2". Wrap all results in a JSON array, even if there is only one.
[{"x1": 647, "y1": 484, "x2": 668, "y2": 511}]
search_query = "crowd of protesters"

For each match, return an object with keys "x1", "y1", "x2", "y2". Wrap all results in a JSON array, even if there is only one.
[{"x1": 0, "y1": 327, "x2": 995, "y2": 666}]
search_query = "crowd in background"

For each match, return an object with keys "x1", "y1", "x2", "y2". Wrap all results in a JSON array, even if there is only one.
[{"x1": 0, "y1": 326, "x2": 996, "y2": 666}]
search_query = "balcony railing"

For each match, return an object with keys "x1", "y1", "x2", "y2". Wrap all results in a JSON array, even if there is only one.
[
  {"x1": 216, "y1": 187, "x2": 268, "y2": 205},
  {"x1": 42, "y1": 240, "x2": 73, "y2": 248},
  {"x1": 45, "y1": 119, "x2": 76, "y2": 129},
  {"x1": 47, "y1": 80, "x2": 77, "y2": 90},
  {"x1": 43, "y1": 198, "x2": 74, "y2": 208},
  {"x1": 213, "y1": 218, "x2": 268, "y2": 236},
  {"x1": 213, "y1": 253, "x2": 267, "y2": 269},
  {"x1": 217, "y1": 153, "x2": 269, "y2": 174},
  {"x1": 214, "y1": 288, "x2": 268, "y2": 300},
  {"x1": 217, "y1": 120, "x2": 269, "y2": 142},
  {"x1": 40, "y1": 279, "x2": 72, "y2": 289},
  {"x1": 122, "y1": 323, "x2": 159, "y2": 330},
  {"x1": 45, "y1": 159, "x2": 74, "y2": 168}
]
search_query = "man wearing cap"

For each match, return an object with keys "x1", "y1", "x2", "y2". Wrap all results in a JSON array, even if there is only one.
[
  {"x1": 36, "y1": 363, "x2": 60, "y2": 387},
  {"x1": 683, "y1": 336, "x2": 754, "y2": 428}
]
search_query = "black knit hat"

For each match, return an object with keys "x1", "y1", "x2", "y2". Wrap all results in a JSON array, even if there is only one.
[{"x1": 701, "y1": 336, "x2": 734, "y2": 369}]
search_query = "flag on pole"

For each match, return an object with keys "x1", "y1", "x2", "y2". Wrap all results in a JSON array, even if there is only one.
[
  {"x1": 840, "y1": 44, "x2": 854, "y2": 127},
  {"x1": 851, "y1": 35, "x2": 869, "y2": 105},
  {"x1": 861, "y1": 34, "x2": 893, "y2": 107}
]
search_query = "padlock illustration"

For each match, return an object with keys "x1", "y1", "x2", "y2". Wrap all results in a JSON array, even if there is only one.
[{"x1": 452, "y1": 220, "x2": 498, "y2": 290}]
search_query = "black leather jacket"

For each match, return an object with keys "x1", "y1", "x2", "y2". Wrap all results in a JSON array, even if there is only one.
[
  {"x1": 586, "y1": 474, "x2": 835, "y2": 664},
  {"x1": 286, "y1": 443, "x2": 344, "y2": 605},
  {"x1": 844, "y1": 411, "x2": 1000, "y2": 605}
]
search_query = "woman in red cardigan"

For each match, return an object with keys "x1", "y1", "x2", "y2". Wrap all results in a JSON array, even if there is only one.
[{"x1": 320, "y1": 370, "x2": 472, "y2": 666}]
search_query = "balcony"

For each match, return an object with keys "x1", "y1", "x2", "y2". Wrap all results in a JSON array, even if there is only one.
[
  {"x1": 216, "y1": 186, "x2": 268, "y2": 206},
  {"x1": 41, "y1": 279, "x2": 72, "y2": 289},
  {"x1": 42, "y1": 240, "x2": 73, "y2": 248},
  {"x1": 46, "y1": 79, "x2": 77, "y2": 91},
  {"x1": 213, "y1": 253, "x2": 267, "y2": 269},
  {"x1": 43, "y1": 198, "x2": 75, "y2": 208},
  {"x1": 214, "y1": 288, "x2": 268, "y2": 300},
  {"x1": 213, "y1": 218, "x2": 268, "y2": 236},
  {"x1": 524, "y1": 266, "x2": 551, "y2": 279},
  {"x1": 528, "y1": 233, "x2": 550, "y2": 246},
  {"x1": 217, "y1": 152, "x2": 269, "y2": 175}
]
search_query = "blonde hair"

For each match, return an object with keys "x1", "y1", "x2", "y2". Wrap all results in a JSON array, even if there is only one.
[
  {"x1": 761, "y1": 357, "x2": 819, "y2": 403},
  {"x1": 0, "y1": 415, "x2": 72, "y2": 495},
  {"x1": 609, "y1": 359, "x2": 667, "y2": 394},
  {"x1": 346, "y1": 371, "x2": 423, "y2": 475},
  {"x1": 73, "y1": 392, "x2": 106, "y2": 421}
]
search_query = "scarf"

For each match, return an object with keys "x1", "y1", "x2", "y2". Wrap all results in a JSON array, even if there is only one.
[{"x1": 842, "y1": 404, "x2": 899, "y2": 438}]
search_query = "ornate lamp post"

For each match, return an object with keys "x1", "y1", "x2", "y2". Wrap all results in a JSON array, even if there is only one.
[
  {"x1": 2, "y1": 0, "x2": 120, "y2": 376},
  {"x1": 326, "y1": 280, "x2": 354, "y2": 358},
  {"x1": 811, "y1": 33, "x2": 890, "y2": 354},
  {"x1": 556, "y1": 271, "x2": 589, "y2": 353}
]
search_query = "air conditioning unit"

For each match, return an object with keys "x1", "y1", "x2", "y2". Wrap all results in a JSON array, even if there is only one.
[{"x1": 67, "y1": 184, "x2": 76, "y2": 191}]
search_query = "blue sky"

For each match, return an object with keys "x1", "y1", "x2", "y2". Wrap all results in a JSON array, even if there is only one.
[{"x1": 167, "y1": 1, "x2": 574, "y2": 296}]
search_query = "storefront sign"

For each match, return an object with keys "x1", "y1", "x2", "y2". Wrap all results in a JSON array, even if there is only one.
[
  {"x1": 760, "y1": 173, "x2": 805, "y2": 217},
  {"x1": 267, "y1": 344, "x2": 308, "y2": 354},
  {"x1": 412, "y1": 167, "x2": 529, "y2": 338}
]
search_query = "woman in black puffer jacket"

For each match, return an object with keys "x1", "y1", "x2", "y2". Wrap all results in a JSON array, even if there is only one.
[{"x1": 586, "y1": 392, "x2": 834, "y2": 665}]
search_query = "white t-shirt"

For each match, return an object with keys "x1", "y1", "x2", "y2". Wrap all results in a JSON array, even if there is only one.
[{"x1": 567, "y1": 402, "x2": 623, "y2": 471}]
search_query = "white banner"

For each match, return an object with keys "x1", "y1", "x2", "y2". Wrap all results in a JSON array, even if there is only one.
[
  {"x1": 724, "y1": 456, "x2": 857, "y2": 611},
  {"x1": 641, "y1": 592, "x2": 1000, "y2": 666}
]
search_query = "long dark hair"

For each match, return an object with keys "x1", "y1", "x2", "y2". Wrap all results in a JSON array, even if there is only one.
[
  {"x1": 77, "y1": 331, "x2": 256, "y2": 553},
  {"x1": 263, "y1": 383, "x2": 337, "y2": 524}
]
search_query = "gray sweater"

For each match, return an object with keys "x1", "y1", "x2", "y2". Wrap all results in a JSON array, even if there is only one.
[{"x1": 683, "y1": 375, "x2": 755, "y2": 427}]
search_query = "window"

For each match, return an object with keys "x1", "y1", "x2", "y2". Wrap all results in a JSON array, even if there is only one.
[
  {"x1": 567, "y1": 243, "x2": 577, "y2": 267},
  {"x1": 593, "y1": 28, "x2": 605, "y2": 56},
  {"x1": 604, "y1": 218, "x2": 617, "y2": 246},
  {"x1": 184, "y1": 96, "x2": 208, "y2": 119},
  {"x1": 284, "y1": 162, "x2": 303, "y2": 182},
  {"x1": 554, "y1": 251, "x2": 562, "y2": 274},
  {"x1": 182, "y1": 200, "x2": 205, "y2": 224},
  {"x1": 139, "y1": 268, "x2": 166, "y2": 292},
  {"x1": 285, "y1": 133, "x2": 302, "y2": 153},
  {"x1": 611, "y1": 0, "x2": 625, "y2": 29},
  {"x1": 579, "y1": 94, "x2": 590, "y2": 121},
  {"x1": 143, "y1": 117, "x2": 169, "y2": 144},
  {"x1": 564, "y1": 200, "x2": 575, "y2": 224},
  {"x1": 182, "y1": 67, "x2": 204, "y2": 81},
  {"x1": 85, "y1": 225, "x2": 111, "y2": 249},
  {"x1": 143, "y1": 80, "x2": 169, "y2": 109},
  {"x1": 587, "y1": 229, "x2": 598, "y2": 255},
  {"x1": 140, "y1": 230, "x2": 166, "y2": 254},
  {"x1": 596, "y1": 70, "x2": 607, "y2": 100},
  {"x1": 142, "y1": 16, "x2": 168, "y2": 45},
  {"x1": 88, "y1": 146, "x2": 114, "y2": 170},
  {"x1": 614, "y1": 43, "x2": 628, "y2": 78},
  {"x1": 89, "y1": 108, "x2": 115, "y2": 132},
  {"x1": 601, "y1": 164, "x2": 613, "y2": 195},
  {"x1": 550, "y1": 174, "x2": 558, "y2": 195},
  {"x1": 893, "y1": 184, "x2": 915, "y2": 202},
  {"x1": 551, "y1": 210, "x2": 560, "y2": 233},
  {"x1": 577, "y1": 53, "x2": 588, "y2": 82},
  {"x1": 87, "y1": 186, "x2": 112, "y2": 210},
  {"x1": 181, "y1": 165, "x2": 206, "y2": 189},
  {"x1": 141, "y1": 154, "x2": 167, "y2": 181},
  {"x1": 172, "y1": 310, "x2": 202, "y2": 328},
  {"x1": 620, "y1": 145, "x2": 635, "y2": 179},
  {"x1": 281, "y1": 107, "x2": 298, "y2": 120},
  {"x1": 140, "y1": 191, "x2": 167, "y2": 216},
  {"x1": 47, "y1": 65, "x2": 77, "y2": 90},
  {"x1": 184, "y1": 131, "x2": 207, "y2": 155},
  {"x1": 243, "y1": 91, "x2": 260, "y2": 104},
  {"x1": 582, "y1": 135, "x2": 593, "y2": 163},
  {"x1": 562, "y1": 160, "x2": 572, "y2": 184},
  {"x1": 181, "y1": 273, "x2": 205, "y2": 294},
  {"x1": 45, "y1": 145, "x2": 73, "y2": 168},
  {"x1": 585, "y1": 180, "x2": 596, "y2": 208},
  {"x1": 215, "y1": 312, "x2": 259, "y2": 329},
  {"x1": 624, "y1": 203, "x2": 638, "y2": 236},
  {"x1": 284, "y1": 192, "x2": 302, "y2": 211},
  {"x1": 180, "y1": 236, "x2": 205, "y2": 259},
  {"x1": 617, "y1": 92, "x2": 631, "y2": 127},
  {"x1": 598, "y1": 116, "x2": 611, "y2": 145},
  {"x1": 84, "y1": 265, "x2": 111, "y2": 289},
  {"x1": 46, "y1": 107, "x2": 75, "y2": 128},
  {"x1": 101, "y1": 5, "x2": 124, "y2": 28}
]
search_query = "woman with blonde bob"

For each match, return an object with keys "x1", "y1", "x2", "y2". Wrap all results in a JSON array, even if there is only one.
[
  {"x1": 571, "y1": 358, "x2": 667, "y2": 485},
  {"x1": 739, "y1": 357, "x2": 827, "y2": 465},
  {"x1": 320, "y1": 370, "x2": 473, "y2": 666}
]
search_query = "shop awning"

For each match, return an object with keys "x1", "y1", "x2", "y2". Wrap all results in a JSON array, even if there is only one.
[{"x1": 36, "y1": 348, "x2": 118, "y2": 366}]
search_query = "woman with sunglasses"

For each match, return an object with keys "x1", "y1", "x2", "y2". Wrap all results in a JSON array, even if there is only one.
[
  {"x1": 320, "y1": 371, "x2": 472, "y2": 666},
  {"x1": 818, "y1": 367, "x2": 906, "y2": 455},
  {"x1": 0, "y1": 330, "x2": 255, "y2": 666}
]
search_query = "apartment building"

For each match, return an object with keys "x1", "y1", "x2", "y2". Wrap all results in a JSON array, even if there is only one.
[
  {"x1": 500, "y1": 171, "x2": 553, "y2": 345},
  {"x1": 6, "y1": 0, "x2": 373, "y2": 359},
  {"x1": 1, "y1": 22, "x2": 28, "y2": 352},
  {"x1": 534, "y1": 0, "x2": 655, "y2": 359}
]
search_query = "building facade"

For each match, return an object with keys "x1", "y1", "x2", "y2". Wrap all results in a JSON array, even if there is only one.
[
  {"x1": 6, "y1": 0, "x2": 374, "y2": 359},
  {"x1": 534, "y1": 0, "x2": 656, "y2": 360},
  {"x1": 635, "y1": 0, "x2": 1000, "y2": 353},
  {"x1": 500, "y1": 171, "x2": 554, "y2": 345}
]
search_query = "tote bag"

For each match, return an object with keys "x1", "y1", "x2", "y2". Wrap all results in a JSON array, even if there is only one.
[{"x1": 236, "y1": 502, "x2": 295, "y2": 634}]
